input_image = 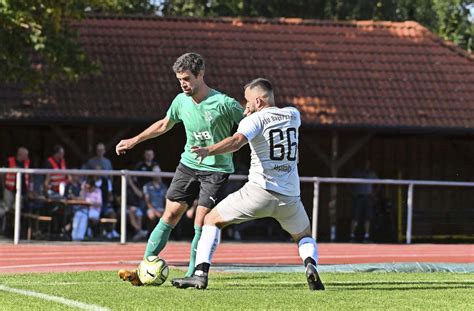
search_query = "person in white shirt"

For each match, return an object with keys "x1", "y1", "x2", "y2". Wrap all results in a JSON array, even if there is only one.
[{"x1": 171, "y1": 78, "x2": 324, "y2": 291}]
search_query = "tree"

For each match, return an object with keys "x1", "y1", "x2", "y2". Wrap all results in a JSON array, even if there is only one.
[
  {"x1": 0, "y1": 0, "x2": 157, "y2": 92},
  {"x1": 159, "y1": 0, "x2": 473, "y2": 52}
]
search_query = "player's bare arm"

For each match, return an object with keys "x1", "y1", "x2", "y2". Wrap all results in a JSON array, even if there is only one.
[
  {"x1": 115, "y1": 117, "x2": 175, "y2": 155},
  {"x1": 191, "y1": 133, "x2": 248, "y2": 163}
]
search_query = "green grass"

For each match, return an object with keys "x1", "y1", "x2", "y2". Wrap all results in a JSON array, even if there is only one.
[{"x1": 1, "y1": 270, "x2": 473, "y2": 310}]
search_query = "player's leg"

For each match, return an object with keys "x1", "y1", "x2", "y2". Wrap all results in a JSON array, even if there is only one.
[
  {"x1": 171, "y1": 208, "x2": 228, "y2": 289},
  {"x1": 119, "y1": 164, "x2": 199, "y2": 286},
  {"x1": 144, "y1": 163, "x2": 200, "y2": 259},
  {"x1": 184, "y1": 171, "x2": 229, "y2": 277},
  {"x1": 275, "y1": 197, "x2": 324, "y2": 290},
  {"x1": 173, "y1": 183, "x2": 274, "y2": 289}
]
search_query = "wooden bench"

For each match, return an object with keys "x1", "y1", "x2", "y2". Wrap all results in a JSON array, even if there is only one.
[{"x1": 22, "y1": 212, "x2": 53, "y2": 240}]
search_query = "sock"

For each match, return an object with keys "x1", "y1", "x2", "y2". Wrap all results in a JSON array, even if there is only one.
[
  {"x1": 194, "y1": 225, "x2": 220, "y2": 270},
  {"x1": 194, "y1": 262, "x2": 210, "y2": 276},
  {"x1": 185, "y1": 225, "x2": 202, "y2": 277},
  {"x1": 143, "y1": 219, "x2": 173, "y2": 259},
  {"x1": 298, "y1": 237, "x2": 318, "y2": 266}
]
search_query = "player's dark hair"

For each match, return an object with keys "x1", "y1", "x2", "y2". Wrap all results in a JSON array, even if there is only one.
[
  {"x1": 172, "y1": 52, "x2": 205, "y2": 77},
  {"x1": 244, "y1": 78, "x2": 273, "y2": 93}
]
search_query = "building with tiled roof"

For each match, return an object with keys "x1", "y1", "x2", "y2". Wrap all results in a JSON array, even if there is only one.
[
  {"x1": 1, "y1": 16, "x2": 473, "y2": 241},
  {"x1": 1, "y1": 16, "x2": 473, "y2": 130}
]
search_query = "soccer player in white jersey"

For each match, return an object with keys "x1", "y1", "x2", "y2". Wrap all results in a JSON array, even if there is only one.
[{"x1": 171, "y1": 78, "x2": 324, "y2": 291}]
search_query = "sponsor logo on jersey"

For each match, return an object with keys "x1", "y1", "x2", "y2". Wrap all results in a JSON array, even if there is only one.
[{"x1": 273, "y1": 164, "x2": 292, "y2": 172}]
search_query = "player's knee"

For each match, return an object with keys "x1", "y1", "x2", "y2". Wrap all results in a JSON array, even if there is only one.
[
  {"x1": 162, "y1": 200, "x2": 187, "y2": 225},
  {"x1": 291, "y1": 226, "x2": 312, "y2": 242},
  {"x1": 203, "y1": 210, "x2": 227, "y2": 228}
]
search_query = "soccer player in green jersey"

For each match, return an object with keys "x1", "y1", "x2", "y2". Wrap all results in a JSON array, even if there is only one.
[{"x1": 116, "y1": 53, "x2": 244, "y2": 285}]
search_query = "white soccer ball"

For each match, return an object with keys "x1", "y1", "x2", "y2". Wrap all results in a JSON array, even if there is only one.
[{"x1": 137, "y1": 256, "x2": 169, "y2": 286}]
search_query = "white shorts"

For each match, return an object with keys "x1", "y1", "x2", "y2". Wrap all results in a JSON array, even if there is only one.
[{"x1": 216, "y1": 182, "x2": 310, "y2": 235}]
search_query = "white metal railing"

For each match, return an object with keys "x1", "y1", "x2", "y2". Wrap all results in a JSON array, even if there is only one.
[{"x1": 1, "y1": 168, "x2": 474, "y2": 245}]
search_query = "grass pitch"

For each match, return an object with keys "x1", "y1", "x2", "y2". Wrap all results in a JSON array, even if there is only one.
[{"x1": 0, "y1": 269, "x2": 473, "y2": 310}]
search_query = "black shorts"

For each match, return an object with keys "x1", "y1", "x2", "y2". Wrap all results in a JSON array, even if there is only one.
[{"x1": 166, "y1": 163, "x2": 230, "y2": 209}]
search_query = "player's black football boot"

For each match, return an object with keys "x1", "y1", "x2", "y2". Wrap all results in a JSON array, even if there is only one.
[
  {"x1": 305, "y1": 264, "x2": 325, "y2": 290},
  {"x1": 171, "y1": 273, "x2": 208, "y2": 289}
]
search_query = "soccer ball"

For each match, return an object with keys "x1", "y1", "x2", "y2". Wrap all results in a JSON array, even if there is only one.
[{"x1": 137, "y1": 256, "x2": 169, "y2": 286}]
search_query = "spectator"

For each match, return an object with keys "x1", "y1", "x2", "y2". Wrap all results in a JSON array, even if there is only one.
[
  {"x1": 65, "y1": 174, "x2": 87, "y2": 241},
  {"x1": 1, "y1": 147, "x2": 31, "y2": 233},
  {"x1": 83, "y1": 143, "x2": 113, "y2": 184},
  {"x1": 349, "y1": 160, "x2": 378, "y2": 243},
  {"x1": 93, "y1": 166, "x2": 119, "y2": 240},
  {"x1": 81, "y1": 177, "x2": 103, "y2": 238},
  {"x1": 44, "y1": 145, "x2": 68, "y2": 198},
  {"x1": 83, "y1": 143, "x2": 113, "y2": 172},
  {"x1": 143, "y1": 166, "x2": 168, "y2": 234},
  {"x1": 126, "y1": 176, "x2": 147, "y2": 241},
  {"x1": 131, "y1": 149, "x2": 159, "y2": 190}
]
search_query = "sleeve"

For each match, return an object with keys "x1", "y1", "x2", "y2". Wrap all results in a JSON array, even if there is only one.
[
  {"x1": 237, "y1": 115, "x2": 262, "y2": 141},
  {"x1": 166, "y1": 95, "x2": 182, "y2": 123},
  {"x1": 225, "y1": 97, "x2": 244, "y2": 124},
  {"x1": 142, "y1": 184, "x2": 149, "y2": 197}
]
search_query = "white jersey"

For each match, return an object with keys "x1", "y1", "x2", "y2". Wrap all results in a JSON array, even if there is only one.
[{"x1": 237, "y1": 106, "x2": 301, "y2": 196}]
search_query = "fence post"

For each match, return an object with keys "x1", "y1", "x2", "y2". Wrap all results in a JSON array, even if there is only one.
[
  {"x1": 406, "y1": 183, "x2": 414, "y2": 244},
  {"x1": 312, "y1": 179, "x2": 320, "y2": 240},
  {"x1": 13, "y1": 172, "x2": 22, "y2": 245},
  {"x1": 120, "y1": 171, "x2": 127, "y2": 244}
]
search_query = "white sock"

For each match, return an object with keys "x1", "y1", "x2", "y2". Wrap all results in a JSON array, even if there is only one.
[
  {"x1": 298, "y1": 237, "x2": 318, "y2": 265},
  {"x1": 195, "y1": 225, "x2": 221, "y2": 266}
]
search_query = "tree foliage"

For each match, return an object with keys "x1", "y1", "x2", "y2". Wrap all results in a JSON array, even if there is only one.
[
  {"x1": 160, "y1": 0, "x2": 473, "y2": 52},
  {"x1": 0, "y1": 0, "x2": 157, "y2": 92}
]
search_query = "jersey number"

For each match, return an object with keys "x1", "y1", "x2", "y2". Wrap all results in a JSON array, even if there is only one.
[{"x1": 269, "y1": 128, "x2": 297, "y2": 161}]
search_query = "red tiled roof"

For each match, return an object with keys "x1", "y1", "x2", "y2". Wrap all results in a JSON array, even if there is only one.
[{"x1": 1, "y1": 16, "x2": 473, "y2": 130}]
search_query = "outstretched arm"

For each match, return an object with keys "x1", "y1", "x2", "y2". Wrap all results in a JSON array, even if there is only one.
[
  {"x1": 191, "y1": 133, "x2": 248, "y2": 164},
  {"x1": 115, "y1": 117, "x2": 175, "y2": 155}
]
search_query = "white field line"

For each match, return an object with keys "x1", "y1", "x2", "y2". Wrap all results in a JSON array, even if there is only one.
[{"x1": 0, "y1": 284, "x2": 110, "y2": 311}]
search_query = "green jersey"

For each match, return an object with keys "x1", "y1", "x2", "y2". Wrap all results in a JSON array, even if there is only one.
[{"x1": 166, "y1": 89, "x2": 244, "y2": 173}]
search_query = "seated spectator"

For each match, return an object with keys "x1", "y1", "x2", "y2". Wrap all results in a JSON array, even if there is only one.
[
  {"x1": 93, "y1": 167, "x2": 119, "y2": 240},
  {"x1": 143, "y1": 166, "x2": 167, "y2": 234},
  {"x1": 65, "y1": 174, "x2": 86, "y2": 241},
  {"x1": 81, "y1": 177, "x2": 102, "y2": 238},
  {"x1": 127, "y1": 176, "x2": 147, "y2": 241}
]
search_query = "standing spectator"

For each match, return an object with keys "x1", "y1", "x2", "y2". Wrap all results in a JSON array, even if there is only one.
[
  {"x1": 131, "y1": 149, "x2": 159, "y2": 190},
  {"x1": 142, "y1": 166, "x2": 168, "y2": 235},
  {"x1": 83, "y1": 143, "x2": 113, "y2": 172},
  {"x1": 349, "y1": 160, "x2": 378, "y2": 243},
  {"x1": 1, "y1": 147, "x2": 31, "y2": 233},
  {"x1": 83, "y1": 143, "x2": 113, "y2": 185},
  {"x1": 44, "y1": 145, "x2": 68, "y2": 198}
]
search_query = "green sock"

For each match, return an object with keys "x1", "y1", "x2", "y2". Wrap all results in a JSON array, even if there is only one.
[
  {"x1": 143, "y1": 219, "x2": 173, "y2": 259},
  {"x1": 185, "y1": 225, "x2": 202, "y2": 277}
]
